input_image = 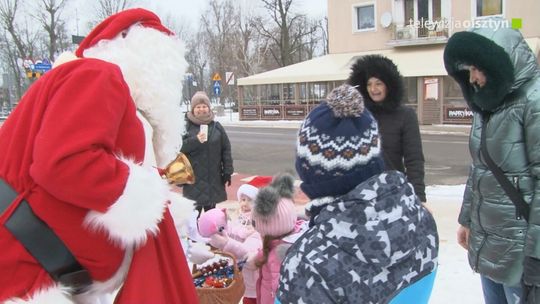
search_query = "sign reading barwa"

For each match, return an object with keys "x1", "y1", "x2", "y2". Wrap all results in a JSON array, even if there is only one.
[{"x1": 261, "y1": 106, "x2": 282, "y2": 120}]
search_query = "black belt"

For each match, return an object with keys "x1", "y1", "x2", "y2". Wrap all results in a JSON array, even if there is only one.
[{"x1": 0, "y1": 179, "x2": 92, "y2": 293}]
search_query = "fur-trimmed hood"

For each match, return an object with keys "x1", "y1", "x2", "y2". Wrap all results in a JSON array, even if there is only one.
[
  {"x1": 347, "y1": 54, "x2": 404, "y2": 113},
  {"x1": 444, "y1": 21, "x2": 539, "y2": 113}
]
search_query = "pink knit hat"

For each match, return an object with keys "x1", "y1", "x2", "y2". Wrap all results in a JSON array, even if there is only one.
[
  {"x1": 251, "y1": 174, "x2": 297, "y2": 237},
  {"x1": 237, "y1": 175, "x2": 273, "y2": 201}
]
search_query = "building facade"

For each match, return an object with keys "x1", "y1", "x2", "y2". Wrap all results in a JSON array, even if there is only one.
[{"x1": 237, "y1": 0, "x2": 540, "y2": 124}]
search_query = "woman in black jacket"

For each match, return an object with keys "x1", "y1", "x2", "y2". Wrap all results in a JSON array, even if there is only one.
[
  {"x1": 181, "y1": 91, "x2": 233, "y2": 216},
  {"x1": 348, "y1": 55, "x2": 426, "y2": 202}
]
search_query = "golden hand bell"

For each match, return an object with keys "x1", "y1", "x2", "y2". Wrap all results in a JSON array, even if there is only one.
[{"x1": 160, "y1": 153, "x2": 195, "y2": 185}]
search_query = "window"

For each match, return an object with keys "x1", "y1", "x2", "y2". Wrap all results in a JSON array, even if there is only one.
[
  {"x1": 355, "y1": 3, "x2": 375, "y2": 31},
  {"x1": 443, "y1": 76, "x2": 467, "y2": 106},
  {"x1": 282, "y1": 84, "x2": 295, "y2": 104},
  {"x1": 403, "y1": 0, "x2": 442, "y2": 37},
  {"x1": 309, "y1": 82, "x2": 328, "y2": 104},
  {"x1": 476, "y1": 0, "x2": 502, "y2": 17},
  {"x1": 260, "y1": 84, "x2": 280, "y2": 105},
  {"x1": 404, "y1": 0, "x2": 442, "y2": 24},
  {"x1": 403, "y1": 77, "x2": 418, "y2": 106},
  {"x1": 242, "y1": 86, "x2": 258, "y2": 105}
]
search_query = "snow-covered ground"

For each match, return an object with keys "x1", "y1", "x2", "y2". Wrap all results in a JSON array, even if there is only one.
[{"x1": 427, "y1": 185, "x2": 483, "y2": 304}]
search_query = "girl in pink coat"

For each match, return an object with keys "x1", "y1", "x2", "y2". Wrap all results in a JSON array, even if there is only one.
[
  {"x1": 198, "y1": 176, "x2": 272, "y2": 304},
  {"x1": 250, "y1": 174, "x2": 307, "y2": 304}
]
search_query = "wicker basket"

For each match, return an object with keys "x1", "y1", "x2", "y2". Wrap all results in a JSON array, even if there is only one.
[{"x1": 192, "y1": 251, "x2": 246, "y2": 304}]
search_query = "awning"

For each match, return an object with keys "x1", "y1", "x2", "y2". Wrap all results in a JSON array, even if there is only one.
[
  {"x1": 237, "y1": 46, "x2": 447, "y2": 85},
  {"x1": 237, "y1": 36, "x2": 540, "y2": 86}
]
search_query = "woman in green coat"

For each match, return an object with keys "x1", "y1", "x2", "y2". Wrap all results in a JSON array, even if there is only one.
[{"x1": 444, "y1": 20, "x2": 540, "y2": 303}]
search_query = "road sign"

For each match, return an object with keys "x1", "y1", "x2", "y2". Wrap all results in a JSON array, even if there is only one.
[
  {"x1": 213, "y1": 80, "x2": 221, "y2": 96},
  {"x1": 225, "y1": 72, "x2": 235, "y2": 85},
  {"x1": 33, "y1": 63, "x2": 52, "y2": 73},
  {"x1": 212, "y1": 72, "x2": 222, "y2": 81}
]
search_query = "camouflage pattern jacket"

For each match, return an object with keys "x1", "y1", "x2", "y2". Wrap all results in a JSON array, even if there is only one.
[{"x1": 276, "y1": 171, "x2": 438, "y2": 304}]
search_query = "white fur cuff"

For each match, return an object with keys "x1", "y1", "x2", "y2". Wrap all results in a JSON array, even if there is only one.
[
  {"x1": 85, "y1": 158, "x2": 169, "y2": 248},
  {"x1": 5, "y1": 285, "x2": 73, "y2": 304},
  {"x1": 168, "y1": 191, "x2": 195, "y2": 230}
]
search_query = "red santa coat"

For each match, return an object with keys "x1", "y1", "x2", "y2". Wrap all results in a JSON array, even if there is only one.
[{"x1": 0, "y1": 58, "x2": 197, "y2": 303}]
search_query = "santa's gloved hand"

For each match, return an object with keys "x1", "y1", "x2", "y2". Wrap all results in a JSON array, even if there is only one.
[
  {"x1": 209, "y1": 232, "x2": 229, "y2": 249},
  {"x1": 221, "y1": 174, "x2": 232, "y2": 187},
  {"x1": 523, "y1": 256, "x2": 540, "y2": 303},
  {"x1": 188, "y1": 241, "x2": 215, "y2": 264}
]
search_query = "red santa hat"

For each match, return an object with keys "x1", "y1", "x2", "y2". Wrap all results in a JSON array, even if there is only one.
[
  {"x1": 237, "y1": 175, "x2": 272, "y2": 201},
  {"x1": 75, "y1": 8, "x2": 173, "y2": 58}
]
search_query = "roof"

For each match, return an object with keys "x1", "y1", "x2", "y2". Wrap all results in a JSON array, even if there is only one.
[{"x1": 237, "y1": 37, "x2": 540, "y2": 86}]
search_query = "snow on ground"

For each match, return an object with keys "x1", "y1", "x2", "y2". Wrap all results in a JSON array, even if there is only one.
[{"x1": 427, "y1": 185, "x2": 484, "y2": 304}]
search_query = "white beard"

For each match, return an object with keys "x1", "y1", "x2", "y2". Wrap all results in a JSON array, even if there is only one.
[{"x1": 83, "y1": 25, "x2": 187, "y2": 167}]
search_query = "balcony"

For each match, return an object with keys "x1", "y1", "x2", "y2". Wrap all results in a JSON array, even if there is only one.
[{"x1": 387, "y1": 20, "x2": 450, "y2": 47}]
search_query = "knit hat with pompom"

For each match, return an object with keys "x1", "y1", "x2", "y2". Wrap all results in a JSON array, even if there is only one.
[
  {"x1": 251, "y1": 174, "x2": 297, "y2": 237},
  {"x1": 295, "y1": 83, "x2": 385, "y2": 199}
]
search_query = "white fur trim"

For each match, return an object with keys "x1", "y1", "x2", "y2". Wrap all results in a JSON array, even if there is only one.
[
  {"x1": 4, "y1": 285, "x2": 73, "y2": 304},
  {"x1": 136, "y1": 111, "x2": 157, "y2": 167},
  {"x1": 83, "y1": 26, "x2": 186, "y2": 168},
  {"x1": 52, "y1": 52, "x2": 78, "y2": 68},
  {"x1": 84, "y1": 158, "x2": 169, "y2": 248},
  {"x1": 237, "y1": 184, "x2": 259, "y2": 201},
  {"x1": 168, "y1": 191, "x2": 195, "y2": 231}
]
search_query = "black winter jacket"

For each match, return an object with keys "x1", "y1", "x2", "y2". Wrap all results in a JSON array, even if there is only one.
[
  {"x1": 348, "y1": 55, "x2": 426, "y2": 201},
  {"x1": 181, "y1": 120, "x2": 233, "y2": 206},
  {"x1": 372, "y1": 106, "x2": 426, "y2": 202}
]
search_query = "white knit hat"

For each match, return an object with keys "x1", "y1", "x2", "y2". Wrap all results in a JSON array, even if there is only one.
[{"x1": 236, "y1": 176, "x2": 273, "y2": 201}]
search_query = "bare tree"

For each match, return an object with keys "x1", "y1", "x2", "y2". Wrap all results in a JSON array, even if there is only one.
[
  {"x1": 184, "y1": 29, "x2": 208, "y2": 103},
  {"x1": 94, "y1": 0, "x2": 132, "y2": 20},
  {"x1": 233, "y1": 9, "x2": 270, "y2": 77},
  {"x1": 161, "y1": 14, "x2": 192, "y2": 42},
  {"x1": 0, "y1": 0, "x2": 40, "y2": 101},
  {"x1": 255, "y1": 0, "x2": 317, "y2": 67},
  {"x1": 200, "y1": 0, "x2": 240, "y2": 104},
  {"x1": 34, "y1": 0, "x2": 68, "y2": 60},
  {"x1": 319, "y1": 16, "x2": 329, "y2": 55}
]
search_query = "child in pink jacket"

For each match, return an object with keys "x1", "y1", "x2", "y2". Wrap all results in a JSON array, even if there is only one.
[
  {"x1": 250, "y1": 173, "x2": 307, "y2": 304},
  {"x1": 198, "y1": 176, "x2": 272, "y2": 304}
]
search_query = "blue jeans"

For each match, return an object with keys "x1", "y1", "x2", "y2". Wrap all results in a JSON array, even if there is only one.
[{"x1": 481, "y1": 276, "x2": 522, "y2": 304}]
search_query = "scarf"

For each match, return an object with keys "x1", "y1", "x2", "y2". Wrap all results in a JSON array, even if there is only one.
[{"x1": 187, "y1": 110, "x2": 214, "y2": 125}]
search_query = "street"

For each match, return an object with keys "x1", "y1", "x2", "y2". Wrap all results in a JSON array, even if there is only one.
[{"x1": 226, "y1": 126, "x2": 470, "y2": 185}]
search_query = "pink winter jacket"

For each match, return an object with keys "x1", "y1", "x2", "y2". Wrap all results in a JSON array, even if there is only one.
[
  {"x1": 256, "y1": 220, "x2": 307, "y2": 304},
  {"x1": 222, "y1": 217, "x2": 262, "y2": 298}
]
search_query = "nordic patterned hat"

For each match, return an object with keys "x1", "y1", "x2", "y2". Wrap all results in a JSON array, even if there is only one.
[{"x1": 295, "y1": 84, "x2": 385, "y2": 199}]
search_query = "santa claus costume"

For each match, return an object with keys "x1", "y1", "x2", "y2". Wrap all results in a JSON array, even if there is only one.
[{"x1": 0, "y1": 8, "x2": 198, "y2": 304}]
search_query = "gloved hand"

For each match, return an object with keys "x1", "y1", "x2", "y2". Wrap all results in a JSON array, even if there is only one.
[
  {"x1": 523, "y1": 256, "x2": 540, "y2": 303},
  {"x1": 187, "y1": 241, "x2": 215, "y2": 264},
  {"x1": 209, "y1": 232, "x2": 229, "y2": 249},
  {"x1": 221, "y1": 173, "x2": 232, "y2": 186}
]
